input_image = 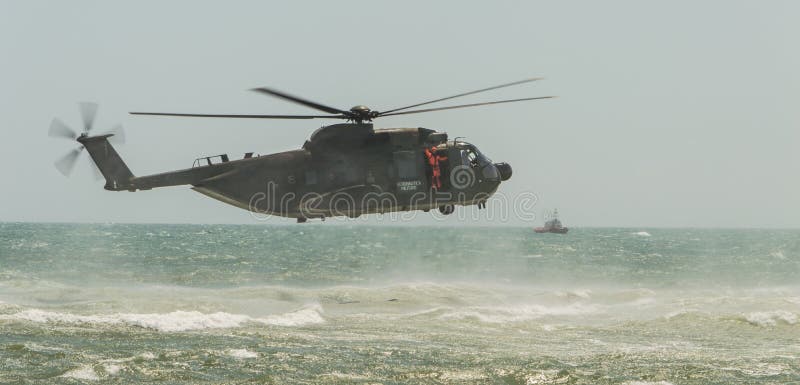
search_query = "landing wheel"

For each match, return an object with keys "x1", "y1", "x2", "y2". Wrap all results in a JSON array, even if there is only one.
[{"x1": 438, "y1": 205, "x2": 455, "y2": 215}]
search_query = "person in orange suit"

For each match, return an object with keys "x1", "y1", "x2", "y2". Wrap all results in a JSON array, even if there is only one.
[
  {"x1": 424, "y1": 146, "x2": 448, "y2": 189},
  {"x1": 434, "y1": 149, "x2": 448, "y2": 189},
  {"x1": 424, "y1": 147, "x2": 440, "y2": 189}
]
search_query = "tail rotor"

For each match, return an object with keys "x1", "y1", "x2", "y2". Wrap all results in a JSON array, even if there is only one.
[
  {"x1": 53, "y1": 148, "x2": 83, "y2": 177},
  {"x1": 49, "y1": 103, "x2": 125, "y2": 177}
]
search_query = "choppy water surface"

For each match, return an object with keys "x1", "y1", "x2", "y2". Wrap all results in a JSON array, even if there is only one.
[{"x1": 1, "y1": 223, "x2": 799, "y2": 384}]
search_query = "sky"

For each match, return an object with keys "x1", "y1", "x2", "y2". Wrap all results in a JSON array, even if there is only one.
[{"x1": 1, "y1": 1, "x2": 798, "y2": 227}]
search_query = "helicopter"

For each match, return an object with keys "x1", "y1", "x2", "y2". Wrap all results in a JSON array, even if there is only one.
[{"x1": 49, "y1": 78, "x2": 553, "y2": 222}]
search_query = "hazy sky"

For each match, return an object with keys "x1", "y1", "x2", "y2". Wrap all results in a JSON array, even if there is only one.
[{"x1": 1, "y1": 1, "x2": 798, "y2": 227}]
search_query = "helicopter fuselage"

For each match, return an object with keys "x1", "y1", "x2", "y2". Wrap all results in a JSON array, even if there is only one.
[{"x1": 79, "y1": 123, "x2": 512, "y2": 221}]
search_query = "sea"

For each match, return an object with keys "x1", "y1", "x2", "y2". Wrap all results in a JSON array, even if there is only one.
[{"x1": 1, "y1": 222, "x2": 798, "y2": 384}]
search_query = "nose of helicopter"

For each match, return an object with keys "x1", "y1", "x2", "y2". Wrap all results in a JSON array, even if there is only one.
[{"x1": 494, "y1": 162, "x2": 512, "y2": 181}]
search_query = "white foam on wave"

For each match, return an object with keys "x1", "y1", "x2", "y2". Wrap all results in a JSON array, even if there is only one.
[
  {"x1": 441, "y1": 302, "x2": 600, "y2": 323},
  {"x1": 259, "y1": 304, "x2": 325, "y2": 326},
  {"x1": 634, "y1": 231, "x2": 651, "y2": 237},
  {"x1": 9, "y1": 240, "x2": 49, "y2": 250},
  {"x1": 58, "y1": 351, "x2": 158, "y2": 380},
  {"x1": 728, "y1": 362, "x2": 790, "y2": 376},
  {"x1": 439, "y1": 370, "x2": 487, "y2": 381},
  {"x1": 103, "y1": 363, "x2": 123, "y2": 375},
  {"x1": 61, "y1": 365, "x2": 99, "y2": 381},
  {"x1": 1, "y1": 305, "x2": 324, "y2": 332},
  {"x1": 120, "y1": 311, "x2": 253, "y2": 331},
  {"x1": 664, "y1": 309, "x2": 695, "y2": 320},
  {"x1": 4, "y1": 309, "x2": 248, "y2": 332},
  {"x1": 322, "y1": 371, "x2": 374, "y2": 381},
  {"x1": 226, "y1": 348, "x2": 258, "y2": 359},
  {"x1": 524, "y1": 370, "x2": 568, "y2": 384},
  {"x1": 557, "y1": 289, "x2": 592, "y2": 299},
  {"x1": 743, "y1": 311, "x2": 797, "y2": 327}
]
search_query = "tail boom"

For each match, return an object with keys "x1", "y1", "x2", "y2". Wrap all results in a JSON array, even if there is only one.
[{"x1": 77, "y1": 134, "x2": 241, "y2": 192}]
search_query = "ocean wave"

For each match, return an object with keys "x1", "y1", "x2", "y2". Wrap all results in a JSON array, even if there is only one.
[
  {"x1": 55, "y1": 352, "x2": 159, "y2": 381},
  {"x1": 61, "y1": 365, "x2": 99, "y2": 381},
  {"x1": 226, "y1": 348, "x2": 258, "y2": 359},
  {"x1": 102, "y1": 363, "x2": 123, "y2": 376},
  {"x1": 440, "y1": 302, "x2": 600, "y2": 323},
  {"x1": 8, "y1": 240, "x2": 49, "y2": 250},
  {"x1": 742, "y1": 311, "x2": 798, "y2": 327},
  {"x1": 0, "y1": 305, "x2": 324, "y2": 332},
  {"x1": 259, "y1": 304, "x2": 325, "y2": 326},
  {"x1": 722, "y1": 362, "x2": 792, "y2": 377},
  {"x1": 770, "y1": 250, "x2": 786, "y2": 259},
  {"x1": 555, "y1": 289, "x2": 592, "y2": 300}
]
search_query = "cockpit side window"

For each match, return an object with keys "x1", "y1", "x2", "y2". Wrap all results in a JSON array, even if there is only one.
[
  {"x1": 459, "y1": 147, "x2": 481, "y2": 167},
  {"x1": 467, "y1": 150, "x2": 478, "y2": 163}
]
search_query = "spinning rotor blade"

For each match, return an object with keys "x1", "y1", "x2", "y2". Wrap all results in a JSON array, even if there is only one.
[
  {"x1": 129, "y1": 112, "x2": 345, "y2": 120},
  {"x1": 379, "y1": 96, "x2": 556, "y2": 117},
  {"x1": 251, "y1": 87, "x2": 347, "y2": 115},
  {"x1": 51, "y1": 103, "x2": 127, "y2": 179},
  {"x1": 379, "y1": 78, "x2": 543, "y2": 115},
  {"x1": 107, "y1": 124, "x2": 126, "y2": 145},
  {"x1": 49, "y1": 118, "x2": 78, "y2": 140},
  {"x1": 80, "y1": 102, "x2": 98, "y2": 133},
  {"x1": 54, "y1": 148, "x2": 83, "y2": 176},
  {"x1": 130, "y1": 80, "x2": 553, "y2": 123}
]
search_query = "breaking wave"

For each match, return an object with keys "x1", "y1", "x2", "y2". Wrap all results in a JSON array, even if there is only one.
[
  {"x1": 60, "y1": 365, "x2": 100, "y2": 381},
  {"x1": 439, "y1": 302, "x2": 601, "y2": 323},
  {"x1": 226, "y1": 348, "x2": 258, "y2": 359},
  {"x1": 741, "y1": 311, "x2": 798, "y2": 327},
  {"x1": 0, "y1": 305, "x2": 324, "y2": 332}
]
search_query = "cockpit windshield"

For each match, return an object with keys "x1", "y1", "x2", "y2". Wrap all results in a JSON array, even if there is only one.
[
  {"x1": 457, "y1": 143, "x2": 492, "y2": 168},
  {"x1": 451, "y1": 141, "x2": 500, "y2": 182}
]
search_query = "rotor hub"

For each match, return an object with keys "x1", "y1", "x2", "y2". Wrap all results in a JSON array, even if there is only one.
[
  {"x1": 348, "y1": 105, "x2": 378, "y2": 122},
  {"x1": 349, "y1": 105, "x2": 370, "y2": 114}
]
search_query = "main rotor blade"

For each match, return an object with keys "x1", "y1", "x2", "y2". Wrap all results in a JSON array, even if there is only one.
[
  {"x1": 130, "y1": 112, "x2": 346, "y2": 119},
  {"x1": 251, "y1": 87, "x2": 347, "y2": 115},
  {"x1": 379, "y1": 78, "x2": 544, "y2": 115},
  {"x1": 107, "y1": 124, "x2": 125, "y2": 145},
  {"x1": 54, "y1": 148, "x2": 83, "y2": 176},
  {"x1": 80, "y1": 102, "x2": 98, "y2": 133},
  {"x1": 378, "y1": 96, "x2": 556, "y2": 117},
  {"x1": 49, "y1": 118, "x2": 78, "y2": 140}
]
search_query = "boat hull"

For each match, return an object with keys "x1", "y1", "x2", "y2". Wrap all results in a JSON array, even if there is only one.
[{"x1": 534, "y1": 227, "x2": 569, "y2": 234}]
